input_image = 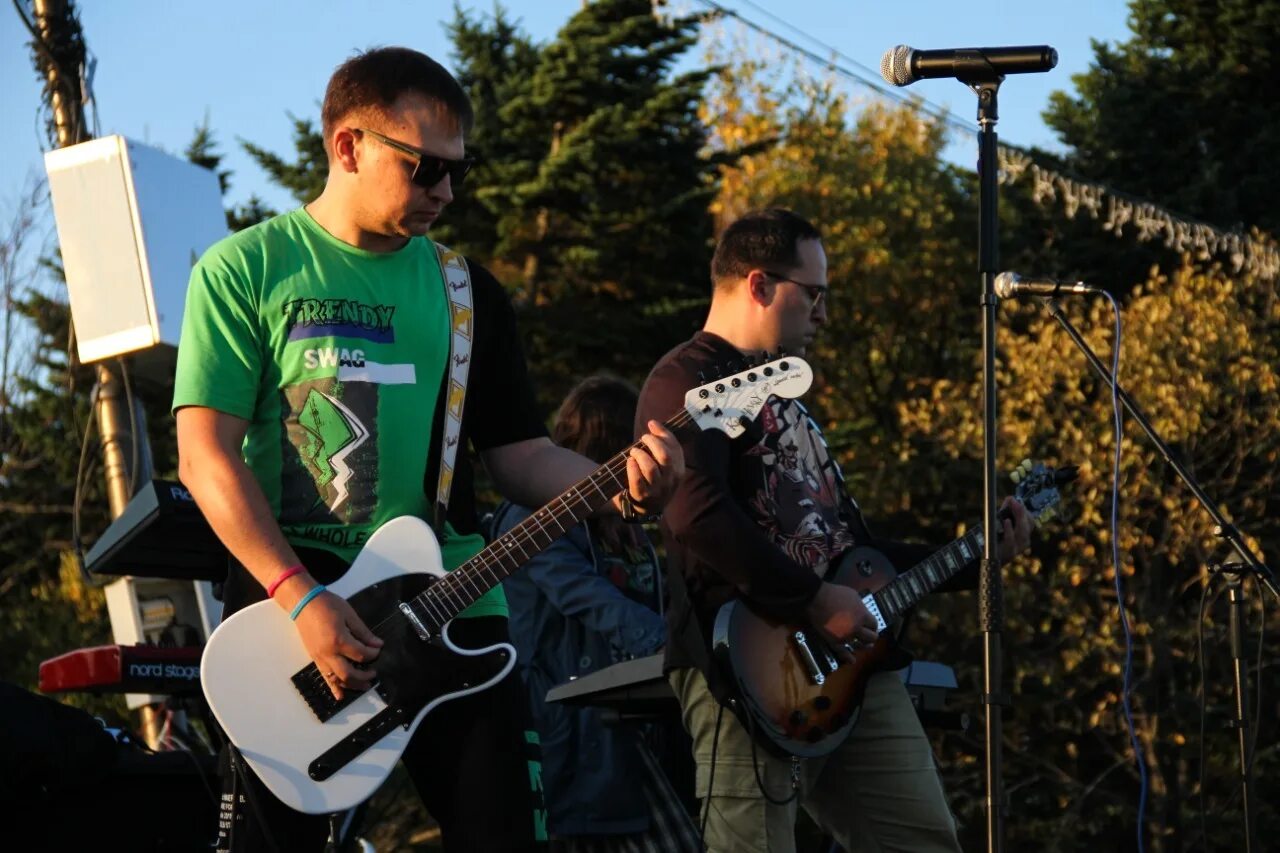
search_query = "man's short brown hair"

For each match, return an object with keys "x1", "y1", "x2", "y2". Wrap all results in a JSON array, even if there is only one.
[
  {"x1": 321, "y1": 47, "x2": 474, "y2": 149},
  {"x1": 711, "y1": 208, "x2": 822, "y2": 290}
]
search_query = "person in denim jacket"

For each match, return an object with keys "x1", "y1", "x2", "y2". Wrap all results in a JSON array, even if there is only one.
[{"x1": 494, "y1": 375, "x2": 697, "y2": 852}]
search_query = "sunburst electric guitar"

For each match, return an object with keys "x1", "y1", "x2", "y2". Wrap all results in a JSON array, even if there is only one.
[
  {"x1": 201, "y1": 356, "x2": 813, "y2": 814},
  {"x1": 713, "y1": 459, "x2": 1077, "y2": 758}
]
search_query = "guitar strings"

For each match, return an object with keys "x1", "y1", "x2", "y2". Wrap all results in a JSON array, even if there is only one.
[{"x1": 410, "y1": 408, "x2": 701, "y2": 625}]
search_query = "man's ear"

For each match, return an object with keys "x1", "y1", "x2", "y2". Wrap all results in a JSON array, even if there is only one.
[
  {"x1": 746, "y1": 269, "x2": 774, "y2": 306},
  {"x1": 331, "y1": 127, "x2": 360, "y2": 174}
]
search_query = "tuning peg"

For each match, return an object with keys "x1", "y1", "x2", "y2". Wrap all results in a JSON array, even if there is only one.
[{"x1": 1010, "y1": 468, "x2": 1023, "y2": 484}]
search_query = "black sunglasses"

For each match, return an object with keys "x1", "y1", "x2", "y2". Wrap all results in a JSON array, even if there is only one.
[
  {"x1": 762, "y1": 270, "x2": 828, "y2": 306},
  {"x1": 357, "y1": 127, "x2": 475, "y2": 188}
]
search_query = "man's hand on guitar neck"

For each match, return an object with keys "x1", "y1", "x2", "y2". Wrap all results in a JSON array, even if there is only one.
[
  {"x1": 997, "y1": 496, "x2": 1033, "y2": 563},
  {"x1": 806, "y1": 582, "x2": 880, "y2": 663}
]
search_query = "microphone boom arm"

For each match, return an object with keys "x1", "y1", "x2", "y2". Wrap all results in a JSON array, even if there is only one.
[{"x1": 1038, "y1": 296, "x2": 1278, "y2": 600}]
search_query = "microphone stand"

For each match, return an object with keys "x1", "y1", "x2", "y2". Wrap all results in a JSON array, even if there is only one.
[
  {"x1": 970, "y1": 75, "x2": 1008, "y2": 853},
  {"x1": 1038, "y1": 296, "x2": 1276, "y2": 851}
]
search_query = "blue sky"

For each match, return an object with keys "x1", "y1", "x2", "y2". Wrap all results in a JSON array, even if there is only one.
[{"x1": 1, "y1": 0, "x2": 1132, "y2": 225}]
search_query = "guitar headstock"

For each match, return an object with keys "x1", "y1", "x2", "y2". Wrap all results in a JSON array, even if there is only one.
[
  {"x1": 1009, "y1": 458, "x2": 1079, "y2": 527},
  {"x1": 685, "y1": 357, "x2": 813, "y2": 437}
]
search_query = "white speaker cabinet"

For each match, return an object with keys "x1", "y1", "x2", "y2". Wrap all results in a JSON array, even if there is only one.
[{"x1": 44, "y1": 135, "x2": 227, "y2": 364}]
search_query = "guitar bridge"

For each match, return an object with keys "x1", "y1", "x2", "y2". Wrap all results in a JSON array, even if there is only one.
[
  {"x1": 399, "y1": 602, "x2": 432, "y2": 641},
  {"x1": 792, "y1": 631, "x2": 827, "y2": 685}
]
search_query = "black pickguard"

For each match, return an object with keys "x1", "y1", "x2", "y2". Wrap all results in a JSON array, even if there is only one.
[{"x1": 288, "y1": 571, "x2": 513, "y2": 780}]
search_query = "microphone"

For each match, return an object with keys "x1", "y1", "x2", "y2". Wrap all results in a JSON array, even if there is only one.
[
  {"x1": 880, "y1": 45, "x2": 1058, "y2": 87},
  {"x1": 994, "y1": 272, "x2": 1099, "y2": 299}
]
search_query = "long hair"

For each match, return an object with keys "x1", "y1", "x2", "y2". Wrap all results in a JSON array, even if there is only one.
[{"x1": 552, "y1": 375, "x2": 640, "y2": 465}]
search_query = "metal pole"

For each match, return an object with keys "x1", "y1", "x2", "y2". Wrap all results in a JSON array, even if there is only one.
[
  {"x1": 973, "y1": 78, "x2": 1006, "y2": 853},
  {"x1": 32, "y1": 0, "x2": 162, "y2": 747},
  {"x1": 1225, "y1": 570, "x2": 1256, "y2": 852}
]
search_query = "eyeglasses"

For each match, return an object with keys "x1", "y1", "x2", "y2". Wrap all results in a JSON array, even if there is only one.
[
  {"x1": 356, "y1": 127, "x2": 475, "y2": 189},
  {"x1": 763, "y1": 270, "x2": 828, "y2": 307}
]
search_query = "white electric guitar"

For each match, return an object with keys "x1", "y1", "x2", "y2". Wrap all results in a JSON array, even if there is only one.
[{"x1": 201, "y1": 356, "x2": 813, "y2": 814}]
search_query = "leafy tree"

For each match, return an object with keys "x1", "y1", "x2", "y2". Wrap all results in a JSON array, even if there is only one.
[
  {"x1": 703, "y1": 53, "x2": 979, "y2": 522},
  {"x1": 708, "y1": 40, "x2": 1280, "y2": 852},
  {"x1": 1044, "y1": 0, "x2": 1280, "y2": 237},
  {"x1": 900, "y1": 260, "x2": 1280, "y2": 851}
]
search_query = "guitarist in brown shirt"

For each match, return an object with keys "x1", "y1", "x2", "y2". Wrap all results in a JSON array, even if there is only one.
[{"x1": 635, "y1": 208, "x2": 1032, "y2": 852}]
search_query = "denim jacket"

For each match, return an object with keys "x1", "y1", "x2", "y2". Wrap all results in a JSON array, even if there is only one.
[{"x1": 493, "y1": 502, "x2": 666, "y2": 837}]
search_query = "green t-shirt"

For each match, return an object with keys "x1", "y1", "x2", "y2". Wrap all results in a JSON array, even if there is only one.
[{"x1": 173, "y1": 208, "x2": 505, "y2": 617}]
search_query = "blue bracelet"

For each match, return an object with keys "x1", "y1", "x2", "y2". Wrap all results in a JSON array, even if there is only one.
[{"x1": 289, "y1": 585, "x2": 327, "y2": 621}]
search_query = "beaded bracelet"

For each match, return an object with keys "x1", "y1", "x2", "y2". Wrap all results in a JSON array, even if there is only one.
[
  {"x1": 266, "y1": 564, "x2": 305, "y2": 599},
  {"x1": 289, "y1": 585, "x2": 327, "y2": 621}
]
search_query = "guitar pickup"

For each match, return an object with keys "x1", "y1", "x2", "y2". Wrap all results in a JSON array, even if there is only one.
[{"x1": 792, "y1": 631, "x2": 827, "y2": 685}]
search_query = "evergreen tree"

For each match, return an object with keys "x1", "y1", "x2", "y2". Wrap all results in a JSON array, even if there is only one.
[
  {"x1": 241, "y1": 115, "x2": 328, "y2": 208},
  {"x1": 0, "y1": 284, "x2": 124, "y2": 719},
  {"x1": 185, "y1": 117, "x2": 276, "y2": 231},
  {"x1": 1044, "y1": 0, "x2": 1280, "y2": 236},
  {"x1": 484, "y1": 0, "x2": 727, "y2": 405},
  {"x1": 435, "y1": 3, "x2": 541, "y2": 261}
]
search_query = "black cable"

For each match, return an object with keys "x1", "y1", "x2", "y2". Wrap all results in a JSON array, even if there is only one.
[
  {"x1": 691, "y1": 0, "x2": 978, "y2": 138},
  {"x1": 227, "y1": 743, "x2": 284, "y2": 853},
  {"x1": 71, "y1": 383, "x2": 101, "y2": 587},
  {"x1": 117, "y1": 356, "x2": 139, "y2": 497},
  {"x1": 1196, "y1": 576, "x2": 1218, "y2": 850},
  {"x1": 1247, "y1": 577, "x2": 1264, "y2": 775},
  {"x1": 11, "y1": 0, "x2": 86, "y2": 146},
  {"x1": 731, "y1": 0, "x2": 975, "y2": 133},
  {"x1": 164, "y1": 730, "x2": 220, "y2": 812},
  {"x1": 746, "y1": 706, "x2": 800, "y2": 806}
]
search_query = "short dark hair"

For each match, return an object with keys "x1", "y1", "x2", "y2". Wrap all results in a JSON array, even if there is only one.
[
  {"x1": 711, "y1": 208, "x2": 822, "y2": 289},
  {"x1": 321, "y1": 47, "x2": 474, "y2": 147},
  {"x1": 552, "y1": 375, "x2": 640, "y2": 465}
]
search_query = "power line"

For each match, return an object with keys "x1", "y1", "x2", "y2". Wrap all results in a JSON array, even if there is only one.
[{"x1": 691, "y1": 0, "x2": 982, "y2": 138}]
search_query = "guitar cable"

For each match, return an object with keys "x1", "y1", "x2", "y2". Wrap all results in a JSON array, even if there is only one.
[
  {"x1": 221, "y1": 735, "x2": 283, "y2": 853},
  {"x1": 744, "y1": 707, "x2": 801, "y2": 807},
  {"x1": 1097, "y1": 292, "x2": 1150, "y2": 853}
]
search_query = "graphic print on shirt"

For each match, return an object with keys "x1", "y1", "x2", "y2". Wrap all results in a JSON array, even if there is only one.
[
  {"x1": 287, "y1": 297, "x2": 417, "y2": 385},
  {"x1": 279, "y1": 376, "x2": 380, "y2": 526},
  {"x1": 283, "y1": 296, "x2": 396, "y2": 344},
  {"x1": 746, "y1": 398, "x2": 855, "y2": 570}
]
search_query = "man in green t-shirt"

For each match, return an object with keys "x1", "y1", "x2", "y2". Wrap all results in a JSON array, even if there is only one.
[{"x1": 173, "y1": 47, "x2": 683, "y2": 853}]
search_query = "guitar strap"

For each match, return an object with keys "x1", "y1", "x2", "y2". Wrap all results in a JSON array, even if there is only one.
[{"x1": 431, "y1": 242, "x2": 474, "y2": 539}]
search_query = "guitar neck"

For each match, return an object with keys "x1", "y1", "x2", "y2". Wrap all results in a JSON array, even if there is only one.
[
  {"x1": 871, "y1": 526, "x2": 986, "y2": 624},
  {"x1": 406, "y1": 409, "x2": 695, "y2": 627}
]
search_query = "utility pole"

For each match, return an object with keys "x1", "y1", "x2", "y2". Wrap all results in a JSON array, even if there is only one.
[{"x1": 27, "y1": 0, "x2": 162, "y2": 744}]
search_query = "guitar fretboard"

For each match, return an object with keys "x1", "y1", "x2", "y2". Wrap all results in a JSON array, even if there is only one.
[
  {"x1": 400, "y1": 408, "x2": 696, "y2": 632},
  {"x1": 871, "y1": 527, "x2": 987, "y2": 624}
]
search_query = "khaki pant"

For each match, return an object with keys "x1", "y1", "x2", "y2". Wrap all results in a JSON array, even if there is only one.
[{"x1": 670, "y1": 667, "x2": 961, "y2": 853}]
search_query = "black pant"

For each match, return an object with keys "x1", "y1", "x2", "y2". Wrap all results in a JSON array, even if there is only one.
[{"x1": 215, "y1": 616, "x2": 545, "y2": 853}]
